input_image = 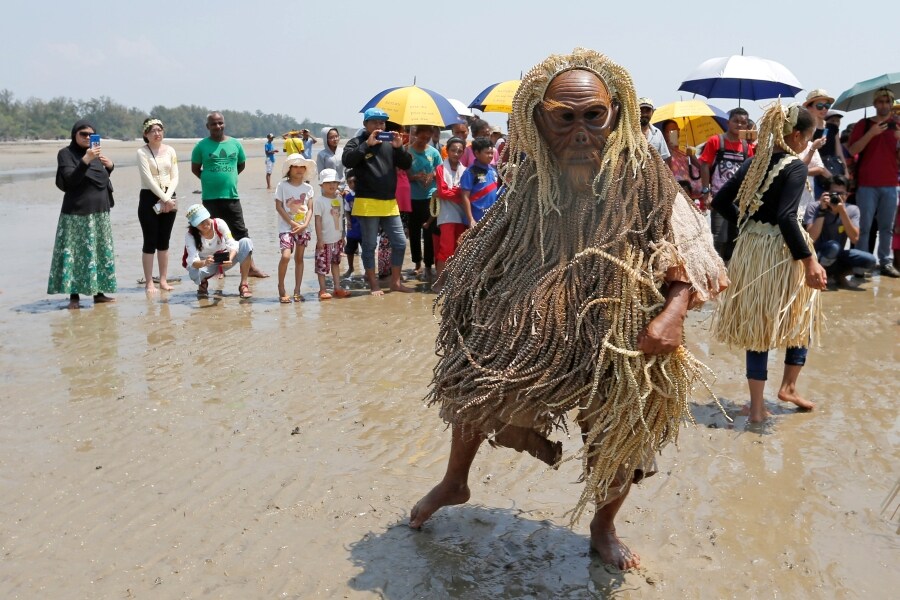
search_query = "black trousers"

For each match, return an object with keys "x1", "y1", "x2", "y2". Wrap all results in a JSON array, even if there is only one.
[
  {"x1": 137, "y1": 189, "x2": 177, "y2": 253},
  {"x1": 408, "y1": 199, "x2": 434, "y2": 267}
]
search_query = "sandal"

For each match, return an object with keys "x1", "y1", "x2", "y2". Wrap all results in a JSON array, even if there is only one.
[
  {"x1": 279, "y1": 295, "x2": 292, "y2": 304},
  {"x1": 333, "y1": 288, "x2": 351, "y2": 299},
  {"x1": 197, "y1": 279, "x2": 209, "y2": 296},
  {"x1": 318, "y1": 290, "x2": 332, "y2": 300},
  {"x1": 292, "y1": 293, "x2": 304, "y2": 302},
  {"x1": 239, "y1": 283, "x2": 253, "y2": 299}
]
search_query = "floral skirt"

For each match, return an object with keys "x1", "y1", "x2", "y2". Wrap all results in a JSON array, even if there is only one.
[{"x1": 47, "y1": 212, "x2": 117, "y2": 296}]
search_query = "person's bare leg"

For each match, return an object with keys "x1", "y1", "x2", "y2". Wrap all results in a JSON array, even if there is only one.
[
  {"x1": 390, "y1": 266, "x2": 414, "y2": 293},
  {"x1": 777, "y1": 364, "x2": 815, "y2": 410},
  {"x1": 157, "y1": 250, "x2": 173, "y2": 291},
  {"x1": 277, "y1": 250, "x2": 291, "y2": 298},
  {"x1": 142, "y1": 252, "x2": 157, "y2": 293},
  {"x1": 293, "y1": 250, "x2": 305, "y2": 297},
  {"x1": 248, "y1": 256, "x2": 269, "y2": 278},
  {"x1": 740, "y1": 378, "x2": 771, "y2": 423},
  {"x1": 239, "y1": 256, "x2": 252, "y2": 289},
  {"x1": 590, "y1": 480, "x2": 640, "y2": 570},
  {"x1": 365, "y1": 268, "x2": 384, "y2": 296},
  {"x1": 342, "y1": 253, "x2": 356, "y2": 279},
  {"x1": 493, "y1": 425, "x2": 562, "y2": 467},
  {"x1": 410, "y1": 425, "x2": 483, "y2": 528}
]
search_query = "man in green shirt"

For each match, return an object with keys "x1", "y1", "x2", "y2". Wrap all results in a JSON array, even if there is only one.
[{"x1": 191, "y1": 112, "x2": 268, "y2": 278}]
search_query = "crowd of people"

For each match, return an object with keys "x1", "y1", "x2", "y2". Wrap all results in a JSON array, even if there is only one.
[{"x1": 42, "y1": 48, "x2": 900, "y2": 573}]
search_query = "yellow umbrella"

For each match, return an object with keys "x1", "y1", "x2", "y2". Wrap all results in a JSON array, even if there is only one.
[
  {"x1": 651, "y1": 100, "x2": 724, "y2": 150},
  {"x1": 469, "y1": 80, "x2": 521, "y2": 113},
  {"x1": 360, "y1": 85, "x2": 463, "y2": 127}
]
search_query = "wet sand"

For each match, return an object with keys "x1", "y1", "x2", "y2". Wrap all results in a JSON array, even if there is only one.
[{"x1": 1, "y1": 140, "x2": 897, "y2": 599}]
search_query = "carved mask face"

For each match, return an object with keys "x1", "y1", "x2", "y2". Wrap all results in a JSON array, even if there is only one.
[{"x1": 534, "y1": 69, "x2": 618, "y2": 170}]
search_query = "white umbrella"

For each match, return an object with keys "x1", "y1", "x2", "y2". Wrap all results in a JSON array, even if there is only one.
[
  {"x1": 679, "y1": 55, "x2": 803, "y2": 102},
  {"x1": 447, "y1": 98, "x2": 474, "y2": 118}
]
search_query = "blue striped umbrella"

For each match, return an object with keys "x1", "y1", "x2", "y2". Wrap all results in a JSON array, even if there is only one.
[{"x1": 360, "y1": 86, "x2": 464, "y2": 127}]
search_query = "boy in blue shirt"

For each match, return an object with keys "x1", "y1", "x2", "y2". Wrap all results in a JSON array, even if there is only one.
[{"x1": 459, "y1": 137, "x2": 499, "y2": 224}]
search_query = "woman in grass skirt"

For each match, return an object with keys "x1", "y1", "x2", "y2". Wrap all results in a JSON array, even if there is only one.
[{"x1": 48, "y1": 120, "x2": 117, "y2": 309}]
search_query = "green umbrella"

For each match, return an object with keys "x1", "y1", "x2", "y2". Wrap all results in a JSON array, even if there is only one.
[{"x1": 833, "y1": 72, "x2": 900, "y2": 111}]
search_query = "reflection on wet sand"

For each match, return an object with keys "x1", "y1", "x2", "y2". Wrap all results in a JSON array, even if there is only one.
[{"x1": 0, "y1": 141, "x2": 896, "y2": 598}]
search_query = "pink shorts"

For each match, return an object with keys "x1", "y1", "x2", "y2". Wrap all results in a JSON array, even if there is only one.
[
  {"x1": 279, "y1": 230, "x2": 311, "y2": 251},
  {"x1": 315, "y1": 240, "x2": 345, "y2": 275}
]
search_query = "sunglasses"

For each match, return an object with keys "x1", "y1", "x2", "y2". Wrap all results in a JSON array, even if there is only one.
[
  {"x1": 810, "y1": 102, "x2": 832, "y2": 110},
  {"x1": 77, "y1": 131, "x2": 94, "y2": 137}
]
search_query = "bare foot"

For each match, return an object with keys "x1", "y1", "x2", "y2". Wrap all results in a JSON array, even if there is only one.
[
  {"x1": 390, "y1": 282, "x2": 415, "y2": 293},
  {"x1": 93, "y1": 294, "x2": 116, "y2": 304},
  {"x1": 589, "y1": 528, "x2": 641, "y2": 570},
  {"x1": 739, "y1": 404, "x2": 772, "y2": 423},
  {"x1": 145, "y1": 284, "x2": 158, "y2": 294},
  {"x1": 158, "y1": 281, "x2": 174, "y2": 291},
  {"x1": 409, "y1": 480, "x2": 471, "y2": 529},
  {"x1": 67, "y1": 299, "x2": 81, "y2": 310},
  {"x1": 370, "y1": 288, "x2": 385, "y2": 296},
  {"x1": 778, "y1": 388, "x2": 815, "y2": 411}
]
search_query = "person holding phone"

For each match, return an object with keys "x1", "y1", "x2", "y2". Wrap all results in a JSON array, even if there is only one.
[
  {"x1": 341, "y1": 107, "x2": 414, "y2": 295},
  {"x1": 847, "y1": 87, "x2": 900, "y2": 277},
  {"x1": 182, "y1": 204, "x2": 254, "y2": 298},
  {"x1": 48, "y1": 120, "x2": 117, "y2": 309}
]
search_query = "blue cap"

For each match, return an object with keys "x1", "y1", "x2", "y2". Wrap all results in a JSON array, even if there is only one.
[{"x1": 363, "y1": 107, "x2": 390, "y2": 122}]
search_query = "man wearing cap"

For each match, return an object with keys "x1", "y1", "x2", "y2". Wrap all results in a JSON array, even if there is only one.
[
  {"x1": 341, "y1": 107, "x2": 414, "y2": 295},
  {"x1": 847, "y1": 87, "x2": 900, "y2": 277},
  {"x1": 264, "y1": 133, "x2": 278, "y2": 190},
  {"x1": 639, "y1": 98, "x2": 671, "y2": 167},
  {"x1": 299, "y1": 129, "x2": 317, "y2": 160},
  {"x1": 191, "y1": 111, "x2": 268, "y2": 278},
  {"x1": 283, "y1": 131, "x2": 305, "y2": 156}
]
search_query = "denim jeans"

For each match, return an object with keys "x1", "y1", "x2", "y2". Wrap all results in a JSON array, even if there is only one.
[
  {"x1": 358, "y1": 215, "x2": 407, "y2": 271},
  {"x1": 855, "y1": 186, "x2": 899, "y2": 265},
  {"x1": 187, "y1": 238, "x2": 253, "y2": 284},
  {"x1": 746, "y1": 347, "x2": 808, "y2": 381},
  {"x1": 816, "y1": 240, "x2": 877, "y2": 274}
]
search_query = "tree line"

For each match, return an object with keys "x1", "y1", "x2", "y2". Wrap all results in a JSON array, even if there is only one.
[{"x1": 0, "y1": 90, "x2": 353, "y2": 141}]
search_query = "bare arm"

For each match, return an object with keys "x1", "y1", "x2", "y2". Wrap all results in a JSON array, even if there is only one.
[
  {"x1": 191, "y1": 162, "x2": 202, "y2": 179},
  {"x1": 237, "y1": 161, "x2": 245, "y2": 175}
]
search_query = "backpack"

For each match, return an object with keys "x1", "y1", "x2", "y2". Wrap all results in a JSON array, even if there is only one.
[
  {"x1": 710, "y1": 134, "x2": 750, "y2": 195},
  {"x1": 182, "y1": 219, "x2": 223, "y2": 268}
]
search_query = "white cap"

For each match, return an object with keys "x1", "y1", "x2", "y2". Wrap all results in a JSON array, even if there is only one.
[{"x1": 319, "y1": 168, "x2": 339, "y2": 184}]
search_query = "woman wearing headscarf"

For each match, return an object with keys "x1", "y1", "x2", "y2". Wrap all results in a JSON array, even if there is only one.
[
  {"x1": 136, "y1": 117, "x2": 179, "y2": 293},
  {"x1": 315, "y1": 127, "x2": 344, "y2": 181},
  {"x1": 48, "y1": 120, "x2": 117, "y2": 309}
]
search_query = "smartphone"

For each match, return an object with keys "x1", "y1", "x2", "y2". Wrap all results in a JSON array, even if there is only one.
[
  {"x1": 213, "y1": 250, "x2": 229, "y2": 264},
  {"x1": 89, "y1": 134, "x2": 101, "y2": 148},
  {"x1": 375, "y1": 131, "x2": 394, "y2": 142}
]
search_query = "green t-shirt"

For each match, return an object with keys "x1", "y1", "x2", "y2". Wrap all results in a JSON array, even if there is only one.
[{"x1": 191, "y1": 137, "x2": 246, "y2": 200}]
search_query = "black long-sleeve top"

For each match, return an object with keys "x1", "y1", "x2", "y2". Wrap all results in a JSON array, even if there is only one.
[
  {"x1": 341, "y1": 134, "x2": 412, "y2": 199},
  {"x1": 55, "y1": 148, "x2": 114, "y2": 215},
  {"x1": 712, "y1": 154, "x2": 812, "y2": 260}
]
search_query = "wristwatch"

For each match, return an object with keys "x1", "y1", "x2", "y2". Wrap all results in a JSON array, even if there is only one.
[{"x1": 700, "y1": 186, "x2": 710, "y2": 195}]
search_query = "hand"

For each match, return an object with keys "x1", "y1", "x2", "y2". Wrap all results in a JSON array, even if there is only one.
[
  {"x1": 637, "y1": 310, "x2": 684, "y2": 355},
  {"x1": 819, "y1": 193, "x2": 831, "y2": 211},
  {"x1": 803, "y1": 258, "x2": 827, "y2": 290},
  {"x1": 82, "y1": 146, "x2": 102, "y2": 164},
  {"x1": 869, "y1": 121, "x2": 889, "y2": 137},
  {"x1": 316, "y1": 242, "x2": 324, "y2": 251},
  {"x1": 391, "y1": 133, "x2": 404, "y2": 149},
  {"x1": 367, "y1": 129, "x2": 384, "y2": 146},
  {"x1": 204, "y1": 256, "x2": 215, "y2": 266},
  {"x1": 811, "y1": 136, "x2": 828, "y2": 151}
]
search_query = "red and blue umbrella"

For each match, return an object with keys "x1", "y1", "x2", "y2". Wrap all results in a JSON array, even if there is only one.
[{"x1": 360, "y1": 86, "x2": 464, "y2": 127}]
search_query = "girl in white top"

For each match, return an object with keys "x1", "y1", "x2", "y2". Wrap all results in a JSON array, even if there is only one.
[
  {"x1": 183, "y1": 204, "x2": 254, "y2": 299},
  {"x1": 136, "y1": 118, "x2": 180, "y2": 292},
  {"x1": 274, "y1": 153, "x2": 317, "y2": 303}
]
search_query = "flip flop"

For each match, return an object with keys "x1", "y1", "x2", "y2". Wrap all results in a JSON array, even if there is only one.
[
  {"x1": 239, "y1": 283, "x2": 253, "y2": 299},
  {"x1": 292, "y1": 293, "x2": 304, "y2": 302},
  {"x1": 318, "y1": 291, "x2": 332, "y2": 300},
  {"x1": 279, "y1": 295, "x2": 292, "y2": 304},
  {"x1": 137, "y1": 276, "x2": 182, "y2": 285}
]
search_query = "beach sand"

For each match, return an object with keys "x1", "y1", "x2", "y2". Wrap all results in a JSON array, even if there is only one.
[{"x1": 0, "y1": 139, "x2": 897, "y2": 599}]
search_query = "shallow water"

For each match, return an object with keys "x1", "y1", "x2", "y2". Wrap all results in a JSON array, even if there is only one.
[{"x1": 0, "y1": 141, "x2": 897, "y2": 598}]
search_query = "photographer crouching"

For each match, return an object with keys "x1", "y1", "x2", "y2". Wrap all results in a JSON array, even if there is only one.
[
  {"x1": 803, "y1": 175, "x2": 876, "y2": 289},
  {"x1": 183, "y1": 204, "x2": 254, "y2": 298}
]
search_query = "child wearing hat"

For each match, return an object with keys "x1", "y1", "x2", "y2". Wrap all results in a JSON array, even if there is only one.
[
  {"x1": 274, "y1": 153, "x2": 317, "y2": 302},
  {"x1": 314, "y1": 169, "x2": 351, "y2": 299},
  {"x1": 183, "y1": 204, "x2": 254, "y2": 298}
]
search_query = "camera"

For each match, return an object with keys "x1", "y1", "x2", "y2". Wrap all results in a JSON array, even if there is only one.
[
  {"x1": 213, "y1": 250, "x2": 230, "y2": 264},
  {"x1": 375, "y1": 131, "x2": 394, "y2": 142}
]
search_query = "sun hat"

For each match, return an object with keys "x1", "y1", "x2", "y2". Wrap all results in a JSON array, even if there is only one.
[
  {"x1": 804, "y1": 89, "x2": 835, "y2": 106},
  {"x1": 490, "y1": 125, "x2": 503, "y2": 135},
  {"x1": 319, "y1": 168, "x2": 339, "y2": 184},
  {"x1": 363, "y1": 107, "x2": 390, "y2": 122},
  {"x1": 825, "y1": 109, "x2": 843, "y2": 120},
  {"x1": 638, "y1": 97, "x2": 654, "y2": 109},
  {"x1": 185, "y1": 204, "x2": 211, "y2": 228},
  {"x1": 282, "y1": 153, "x2": 318, "y2": 179}
]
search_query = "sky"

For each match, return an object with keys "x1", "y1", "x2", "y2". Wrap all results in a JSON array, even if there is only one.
[{"x1": 4, "y1": 0, "x2": 897, "y2": 132}]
